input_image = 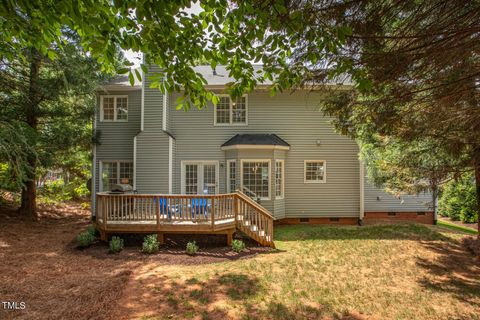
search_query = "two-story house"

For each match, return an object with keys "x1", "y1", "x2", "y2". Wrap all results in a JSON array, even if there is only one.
[{"x1": 92, "y1": 65, "x2": 433, "y2": 246}]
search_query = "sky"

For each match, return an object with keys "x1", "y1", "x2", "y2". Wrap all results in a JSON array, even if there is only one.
[{"x1": 123, "y1": 2, "x2": 203, "y2": 68}]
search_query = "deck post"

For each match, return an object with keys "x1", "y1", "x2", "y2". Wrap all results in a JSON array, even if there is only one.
[
  {"x1": 226, "y1": 230, "x2": 233, "y2": 246},
  {"x1": 157, "y1": 232, "x2": 165, "y2": 245},
  {"x1": 211, "y1": 196, "x2": 215, "y2": 230}
]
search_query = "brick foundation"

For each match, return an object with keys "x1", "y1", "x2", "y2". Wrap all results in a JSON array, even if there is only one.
[
  {"x1": 275, "y1": 217, "x2": 359, "y2": 225},
  {"x1": 363, "y1": 211, "x2": 434, "y2": 225}
]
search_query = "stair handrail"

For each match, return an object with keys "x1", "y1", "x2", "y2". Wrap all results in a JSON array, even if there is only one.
[{"x1": 235, "y1": 190, "x2": 274, "y2": 219}]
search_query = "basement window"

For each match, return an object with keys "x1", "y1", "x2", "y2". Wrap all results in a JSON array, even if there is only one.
[
  {"x1": 417, "y1": 212, "x2": 426, "y2": 216},
  {"x1": 299, "y1": 218, "x2": 310, "y2": 223},
  {"x1": 388, "y1": 212, "x2": 397, "y2": 216}
]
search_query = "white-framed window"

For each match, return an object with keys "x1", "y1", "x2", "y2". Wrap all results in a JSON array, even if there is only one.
[
  {"x1": 100, "y1": 161, "x2": 134, "y2": 191},
  {"x1": 275, "y1": 160, "x2": 284, "y2": 199},
  {"x1": 214, "y1": 95, "x2": 247, "y2": 125},
  {"x1": 304, "y1": 160, "x2": 326, "y2": 183},
  {"x1": 227, "y1": 160, "x2": 236, "y2": 193},
  {"x1": 100, "y1": 95, "x2": 128, "y2": 122},
  {"x1": 181, "y1": 161, "x2": 219, "y2": 195},
  {"x1": 241, "y1": 159, "x2": 270, "y2": 200}
]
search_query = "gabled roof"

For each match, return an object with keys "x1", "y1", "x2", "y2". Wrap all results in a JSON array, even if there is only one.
[{"x1": 221, "y1": 134, "x2": 290, "y2": 150}]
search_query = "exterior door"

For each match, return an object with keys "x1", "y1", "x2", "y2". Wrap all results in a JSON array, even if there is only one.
[{"x1": 182, "y1": 161, "x2": 219, "y2": 195}]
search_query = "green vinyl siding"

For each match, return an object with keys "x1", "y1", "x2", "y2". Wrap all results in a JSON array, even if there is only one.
[{"x1": 169, "y1": 90, "x2": 360, "y2": 219}]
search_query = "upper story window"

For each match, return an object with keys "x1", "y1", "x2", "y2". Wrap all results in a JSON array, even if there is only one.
[
  {"x1": 304, "y1": 160, "x2": 326, "y2": 183},
  {"x1": 100, "y1": 95, "x2": 128, "y2": 122},
  {"x1": 214, "y1": 95, "x2": 247, "y2": 125}
]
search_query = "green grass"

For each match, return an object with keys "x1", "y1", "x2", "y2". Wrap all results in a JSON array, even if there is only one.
[
  {"x1": 133, "y1": 224, "x2": 480, "y2": 320},
  {"x1": 437, "y1": 219, "x2": 478, "y2": 235}
]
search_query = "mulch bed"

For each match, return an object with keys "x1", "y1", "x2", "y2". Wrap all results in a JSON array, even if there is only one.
[{"x1": 0, "y1": 201, "x2": 272, "y2": 320}]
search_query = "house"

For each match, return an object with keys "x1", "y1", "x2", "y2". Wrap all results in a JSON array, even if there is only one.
[{"x1": 92, "y1": 65, "x2": 433, "y2": 246}]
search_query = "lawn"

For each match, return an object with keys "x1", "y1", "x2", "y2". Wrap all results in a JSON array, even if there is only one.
[{"x1": 0, "y1": 203, "x2": 479, "y2": 320}]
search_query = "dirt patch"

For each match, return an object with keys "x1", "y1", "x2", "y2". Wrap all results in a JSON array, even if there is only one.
[{"x1": 0, "y1": 202, "x2": 271, "y2": 320}]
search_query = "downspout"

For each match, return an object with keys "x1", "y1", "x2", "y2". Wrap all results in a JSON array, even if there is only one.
[
  {"x1": 359, "y1": 160, "x2": 365, "y2": 225},
  {"x1": 92, "y1": 95, "x2": 98, "y2": 219}
]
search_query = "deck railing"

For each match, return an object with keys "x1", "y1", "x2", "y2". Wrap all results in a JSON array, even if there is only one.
[{"x1": 96, "y1": 191, "x2": 274, "y2": 246}]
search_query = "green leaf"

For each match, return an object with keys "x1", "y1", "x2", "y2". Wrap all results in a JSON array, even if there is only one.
[{"x1": 128, "y1": 72, "x2": 135, "y2": 86}]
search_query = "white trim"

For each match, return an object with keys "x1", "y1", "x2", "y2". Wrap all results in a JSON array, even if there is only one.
[
  {"x1": 180, "y1": 160, "x2": 220, "y2": 195},
  {"x1": 133, "y1": 137, "x2": 137, "y2": 190},
  {"x1": 221, "y1": 144, "x2": 290, "y2": 151},
  {"x1": 226, "y1": 159, "x2": 236, "y2": 193},
  {"x1": 99, "y1": 95, "x2": 129, "y2": 122},
  {"x1": 275, "y1": 159, "x2": 285, "y2": 199},
  {"x1": 140, "y1": 77, "x2": 145, "y2": 131},
  {"x1": 359, "y1": 160, "x2": 365, "y2": 220},
  {"x1": 240, "y1": 159, "x2": 271, "y2": 200},
  {"x1": 168, "y1": 136, "x2": 173, "y2": 194},
  {"x1": 304, "y1": 160, "x2": 327, "y2": 183},
  {"x1": 213, "y1": 94, "x2": 248, "y2": 126},
  {"x1": 162, "y1": 91, "x2": 168, "y2": 131}
]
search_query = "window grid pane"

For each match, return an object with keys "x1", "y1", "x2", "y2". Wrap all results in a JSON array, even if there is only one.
[
  {"x1": 242, "y1": 161, "x2": 269, "y2": 198},
  {"x1": 305, "y1": 161, "x2": 325, "y2": 182},
  {"x1": 102, "y1": 97, "x2": 115, "y2": 120},
  {"x1": 102, "y1": 162, "x2": 117, "y2": 191},
  {"x1": 216, "y1": 97, "x2": 230, "y2": 124},
  {"x1": 116, "y1": 97, "x2": 128, "y2": 120},
  {"x1": 275, "y1": 161, "x2": 283, "y2": 198},
  {"x1": 185, "y1": 164, "x2": 198, "y2": 195},
  {"x1": 119, "y1": 162, "x2": 133, "y2": 185},
  {"x1": 232, "y1": 97, "x2": 246, "y2": 124},
  {"x1": 228, "y1": 161, "x2": 236, "y2": 193},
  {"x1": 203, "y1": 164, "x2": 217, "y2": 194}
]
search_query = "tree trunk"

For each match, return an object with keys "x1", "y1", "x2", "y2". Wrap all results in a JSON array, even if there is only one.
[
  {"x1": 431, "y1": 181, "x2": 438, "y2": 225},
  {"x1": 19, "y1": 48, "x2": 41, "y2": 219},
  {"x1": 475, "y1": 157, "x2": 480, "y2": 238}
]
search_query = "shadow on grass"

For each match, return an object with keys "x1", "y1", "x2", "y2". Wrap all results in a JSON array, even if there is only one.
[
  {"x1": 116, "y1": 271, "x2": 368, "y2": 320},
  {"x1": 416, "y1": 239, "x2": 480, "y2": 307},
  {"x1": 274, "y1": 223, "x2": 452, "y2": 242}
]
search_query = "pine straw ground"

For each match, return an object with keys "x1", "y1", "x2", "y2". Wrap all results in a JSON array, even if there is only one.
[{"x1": 0, "y1": 202, "x2": 479, "y2": 320}]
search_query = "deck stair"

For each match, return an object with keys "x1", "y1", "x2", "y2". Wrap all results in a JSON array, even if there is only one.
[{"x1": 234, "y1": 191, "x2": 275, "y2": 247}]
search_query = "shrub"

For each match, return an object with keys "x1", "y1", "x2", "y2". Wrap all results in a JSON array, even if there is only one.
[
  {"x1": 77, "y1": 231, "x2": 95, "y2": 248},
  {"x1": 231, "y1": 239, "x2": 246, "y2": 253},
  {"x1": 142, "y1": 234, "x2": 159, "y2": 254},
  {"x1": 109, "y1": 236, "x2": 124, "y2": 254},
  {"x1": 438, "y1": 173, "x2": 478, "y2": 223},
  {"x1": 86, "y1": 225, "x2": 99, "y2": 238},
  {"x1": 186, "y1": 241, "x2": 199, "y2": 255}
]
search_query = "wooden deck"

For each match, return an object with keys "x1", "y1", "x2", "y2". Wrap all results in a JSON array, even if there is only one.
[{"x1": 95, "y1": 191, "x2": 275, "y2": 246}]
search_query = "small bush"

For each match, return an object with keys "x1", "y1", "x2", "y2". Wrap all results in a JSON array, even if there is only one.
[
  {"x1": 231, "y1": 239, "x2": 246, "y2": 253},
  {"x1": 77, "y1": 231, "x2": 95, "y2": 248},
  {"x1": 86, "y1": 225, "x2": 99, "y2": 238},
  {"x1": 186, "y1": 241, "x2": 199, "y2": 255},
  {"x1": 109, "y1": 236, "x2": 124, "y2": 254},
  {"x1": 142, "y1": 234, "x2": 159, "y2": 254}
]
